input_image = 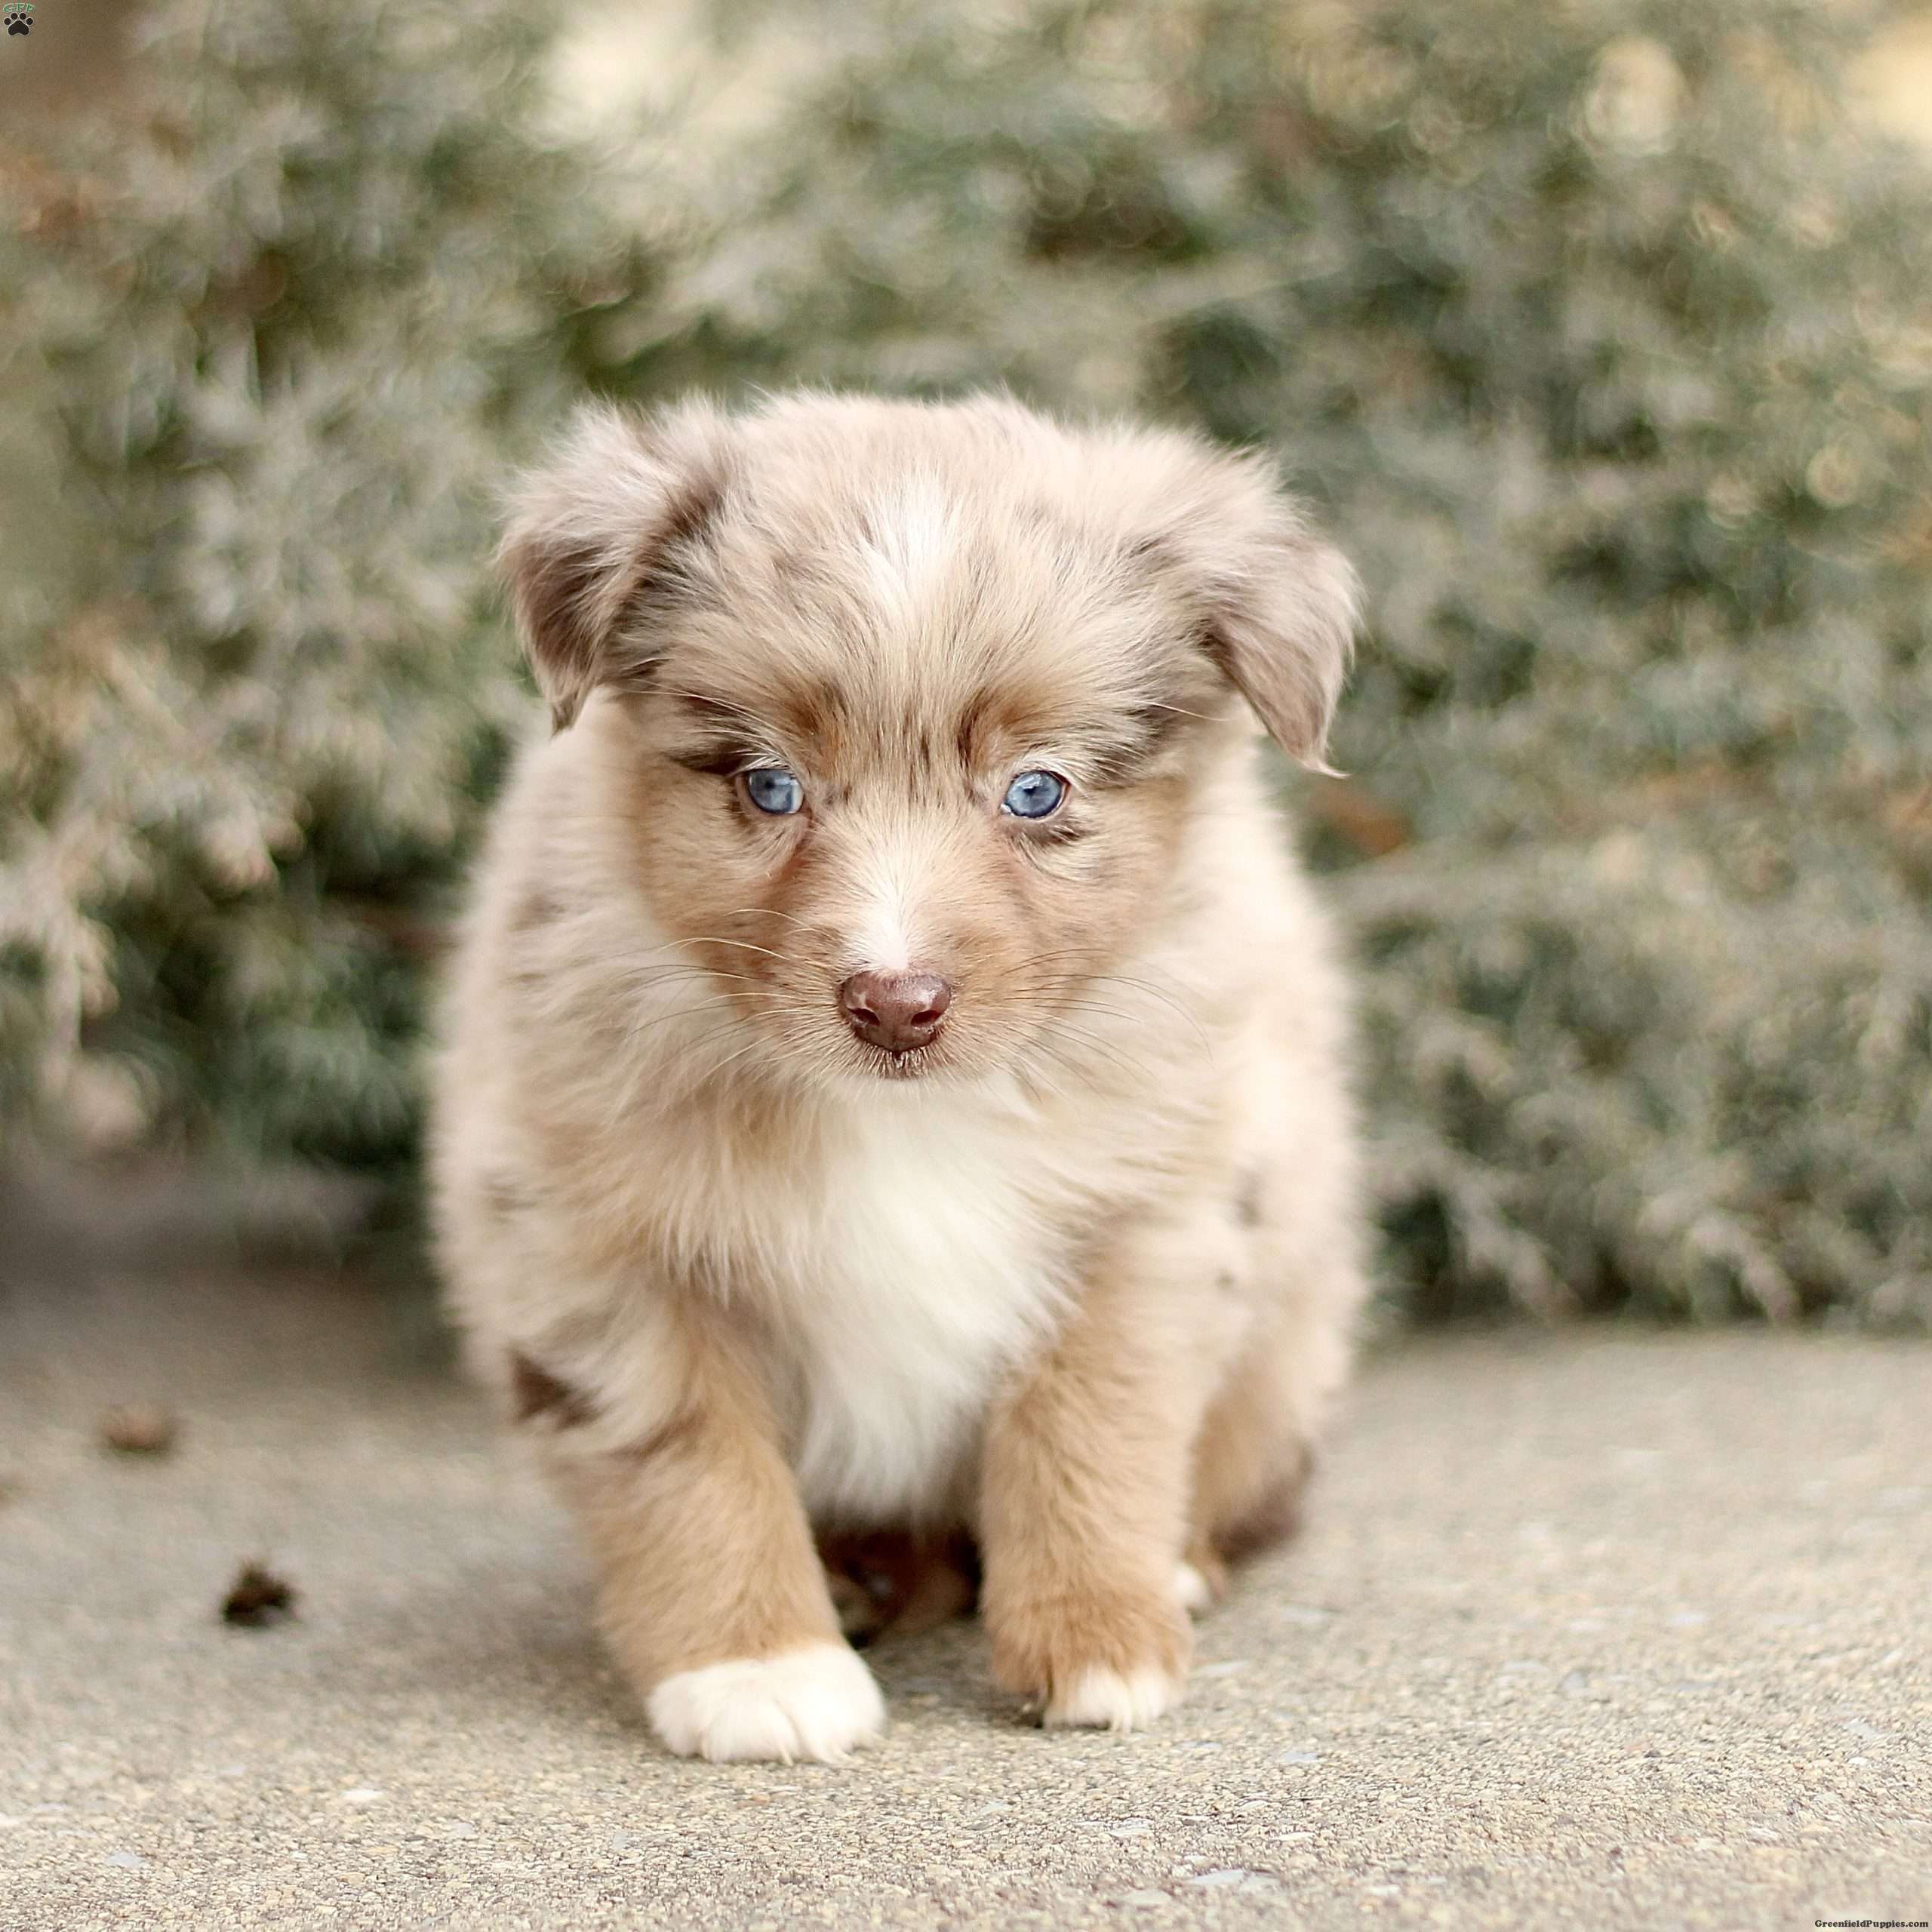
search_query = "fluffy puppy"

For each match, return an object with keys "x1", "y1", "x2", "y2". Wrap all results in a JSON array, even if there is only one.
[{"x1": 430, "y1": 392, "x2": 1367, "y2": 1764}]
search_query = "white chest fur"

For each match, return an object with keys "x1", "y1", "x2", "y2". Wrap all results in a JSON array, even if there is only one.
[{"x1": 769, "y1": 1092, "x2": 1069, "y2": 1523}]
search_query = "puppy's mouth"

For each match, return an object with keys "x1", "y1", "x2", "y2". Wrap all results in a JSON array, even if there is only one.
[{"x1": 848, "y1": 1037, "x2": 947, "y2": 1082}]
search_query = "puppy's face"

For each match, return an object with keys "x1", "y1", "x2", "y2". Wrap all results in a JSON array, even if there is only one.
[
  {"x1": 617, "y1": 529, "x2": 1208, "y2": 1087},
  {"x1": 501, "y1": 395, "x2": 1357, "y2": 1087}
]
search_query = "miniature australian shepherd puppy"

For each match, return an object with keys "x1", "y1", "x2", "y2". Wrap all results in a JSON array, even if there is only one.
[{"x1": 430, "y1": 392, "x2": 1368, "y2": 1764}]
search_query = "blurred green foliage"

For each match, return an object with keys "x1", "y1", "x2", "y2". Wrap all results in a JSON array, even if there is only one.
[
  {"x1": 0, "y1": 0, "x2": 643, "y2": 1164},
  {"x1": 3, "y1": 0, "x2": 1928, "y2": 1322}
]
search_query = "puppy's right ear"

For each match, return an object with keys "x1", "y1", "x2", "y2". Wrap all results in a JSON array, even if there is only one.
[{"x1": 497, "y1": 403, "x2": 729, "y2": 732}]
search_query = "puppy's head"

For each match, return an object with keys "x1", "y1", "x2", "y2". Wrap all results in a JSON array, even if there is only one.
[{"x1": 500, "y1": 393, "x2": 1357, "y2": 1086}]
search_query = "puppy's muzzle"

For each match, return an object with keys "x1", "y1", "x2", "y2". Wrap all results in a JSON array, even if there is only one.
[{"x1": 838, "y1": 971, "x2": 952, "y2": 1054}]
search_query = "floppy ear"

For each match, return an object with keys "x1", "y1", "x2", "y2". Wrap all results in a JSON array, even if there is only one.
[
  {"x1": 1135, "y1": 448, "x2": 1361, "y2": 771},
  {"x1": 497, "y1": 402, "x2": 729, "y2": 731},
  {"x1": 1197, "y1": 516, "x2": 1361, "y2": 774}
]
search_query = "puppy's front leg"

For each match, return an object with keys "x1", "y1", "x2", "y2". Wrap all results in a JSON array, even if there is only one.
[
  {"x1": 533, "y1": 1308, "x2": 883, "y2": 1764},
  {"x1": 980, "y1": 1239, "x2": 1214, "y2": 1732}
]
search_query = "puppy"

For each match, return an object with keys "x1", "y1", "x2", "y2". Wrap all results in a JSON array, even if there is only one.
[{"x1": 429, "y1": 392, "x2": 1367, "y2": 1764}]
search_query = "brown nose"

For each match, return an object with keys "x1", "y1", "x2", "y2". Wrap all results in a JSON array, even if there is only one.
[{"x1": 838, "y1": 971, "x2": 953, "y2": 1053}]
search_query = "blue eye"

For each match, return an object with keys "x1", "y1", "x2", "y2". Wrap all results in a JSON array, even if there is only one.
[
  {"x1": 1001, "y1": 769, "x2": 1068, "y2": 820},
  {"x1": 743, "y1": 767, "x2": 804, "y2": 816}
]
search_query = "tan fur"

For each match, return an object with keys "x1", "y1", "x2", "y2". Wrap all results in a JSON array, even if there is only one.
[
  {"x1": 430, "y1": 391, "x2": 1370, "y2": 1760},
  {"x1": 549, "y1": 1300, "x2": 844, "y2": 1691}
]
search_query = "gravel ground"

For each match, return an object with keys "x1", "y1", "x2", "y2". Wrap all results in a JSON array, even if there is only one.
[{"x1": 2, "y1": 1238, "x2": 1927, "y2": 1931}]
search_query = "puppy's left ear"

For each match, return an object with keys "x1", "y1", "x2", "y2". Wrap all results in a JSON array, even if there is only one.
[
  {"x1": 1143, "y1": 451, "x2": 1361, "y2": 772},
  {"x1": 1198, "y1": 520, "x2": 1360, "y2": 774}
]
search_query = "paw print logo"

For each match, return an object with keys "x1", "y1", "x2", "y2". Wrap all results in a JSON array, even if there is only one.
[{"x1": 3, "y1": 3, "x2": 31, "y2": 35}]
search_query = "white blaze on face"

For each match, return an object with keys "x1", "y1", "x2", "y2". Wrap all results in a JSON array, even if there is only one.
[
  {"x1": 838, "y1": 482, "x2": 966, "y2": 981},
  {"x1": 843, "y1": 810, "x2": 926, "y2": 977},
  {"x1": 833, "y1": 773, "x2": 980, "y2": 986},
  {"x1": 858, "y1": 481, "x2": 957, "y2": 632}
]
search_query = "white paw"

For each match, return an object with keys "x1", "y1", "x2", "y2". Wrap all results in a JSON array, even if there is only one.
[
  {"x1": 1172, "y1": 1561, "x2": 1213, "y2": 1616},
  {"x1": 648, "y1": 1642, "x2": 885, "y2": 1764},
  {"x1": 1044, "y1": 1663, "x2": 1183, "y2": 1733}
]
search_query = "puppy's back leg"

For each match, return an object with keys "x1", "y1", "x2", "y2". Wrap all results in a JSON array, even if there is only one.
[
  {"x1": 1189, "y1": 1241, "x2": 1362, "y2": 1580},
  {"x1": 817, "y1": 1527, "x2": 980, "y2": 1648}
]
